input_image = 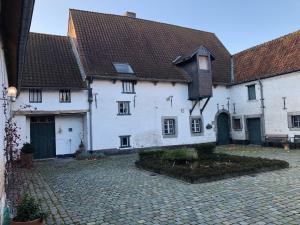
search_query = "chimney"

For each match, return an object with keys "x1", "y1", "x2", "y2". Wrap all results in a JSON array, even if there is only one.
[{"x1": 124, "y1": 11, "x2": 136, "y2": 18}]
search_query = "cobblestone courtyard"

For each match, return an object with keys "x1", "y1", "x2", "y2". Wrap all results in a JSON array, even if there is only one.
[{"x1": 17, "y1": 146, "x2": 300, "y2": 225}]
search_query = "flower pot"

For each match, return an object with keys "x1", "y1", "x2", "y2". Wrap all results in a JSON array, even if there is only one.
[
  {"x1": 283, "y1": 143, "x2": 289, "y2": 151},
  {"x1": 20, "y1": 152, "x2": 34, "y2": 168},
  {"x1": 11, "y1": 218, "x2": 44, "y2": 225}
]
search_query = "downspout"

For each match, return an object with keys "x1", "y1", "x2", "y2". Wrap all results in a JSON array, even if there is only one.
[
  {"x1": 88, "y1": 80, "x2": 93, "y2": 151},
  {"x1": 259, "y1": 79, "x2": 265, "y2": 141}
]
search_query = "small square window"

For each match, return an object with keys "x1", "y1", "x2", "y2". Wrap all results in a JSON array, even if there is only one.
[
  {"x1": 120, "y1": 136, "x2": 131, "y2": 148},
  {"x1": 29, "y1": 89, "x2": 42, "y2": 103},
  {"x1": 198, "y1": 56, "x2": 209, "y2": 71},
  {"x1": 122, "y1": 81, "x2": 135, "y2": 93},
  {"x1": 113, "y1": 63, "x2": 134, "y2": 74},
  {"x1": 59, "y1": 89, "x2": 71, "y2": 103},
  {"x1": 247, "y1": 85, "x2": 256, "y2": 100},
  {"x1": 118, "y1": 101, "x2": 130, "y2": 115},
  {"x1": 292, "y1": 115, "x2": 300, "y2": 128},
  {"x1": 190, "y1": 117, "x2": 203, "y2": 135},
  {"x1": 232, "y1": 118, "x2": 242, "y2": 130}
]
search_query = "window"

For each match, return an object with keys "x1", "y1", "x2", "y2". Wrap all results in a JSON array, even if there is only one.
[
  {"x1": 113, "y1": 63, "x2": 134, "y2": 74},
  {"x1": 120, "y1": 136, "x2": 131, "y2": 148},
  {"x1": 118, "y1": 101, "x2": 130, "y2": 115},
  {"x1": 162, "y1": 117, "x2": 177, "y2": 138},
  {"x1": 232, "y1": 117, "x2": 242, "y2": 130},
  {"x1": 292, "y1": 115, "x2": 300, "y2": 128},
  {"x1": 190, "y1": 117, "x2": 203, "y2": 135},
  {"x1": 198, "y1": 56, "x2": 209, "y2": 71},
  {"x1": 247, "y1": 85, "x2": 256, "y2": 100},
  {"x1": 59, "y1": 89, "x2": 71, "y2": 103},
  {"x1": 122, "y1": 81, "x2": 135, "y2": 93},
  {"x1": 29, "y1": 89, "x2": 42, "y2": 103}
]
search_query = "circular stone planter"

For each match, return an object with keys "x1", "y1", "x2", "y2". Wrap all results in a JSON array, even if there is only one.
[{"x1": 11, "y1": 218, "x2": 44, "y2": 225}]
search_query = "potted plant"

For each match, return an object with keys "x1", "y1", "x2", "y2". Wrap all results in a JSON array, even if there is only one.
[
  {"x1": 20, "y1": 143, "x2": 35, "y2": 168},
  {"x1": 11, "y1": 194, "x2": 46, "y2": 225}
]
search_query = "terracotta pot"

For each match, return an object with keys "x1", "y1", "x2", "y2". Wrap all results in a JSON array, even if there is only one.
[
  {"x1": 20, "y1": 152, "x2": 34, "y2": 168},
  {"x1": 11, "y1": 218, "x2": 44, "y2": 225},
  {"x1": 283, "y1": 143, "x2": 290, "y2": 151}
]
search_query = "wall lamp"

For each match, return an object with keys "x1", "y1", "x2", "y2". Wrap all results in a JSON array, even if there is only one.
[{"x1": 0, "y1": 86, "x2": 17, "y2": 102}]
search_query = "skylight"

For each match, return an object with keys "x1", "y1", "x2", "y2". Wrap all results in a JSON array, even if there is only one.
[{"x1": 113, "y1": 63, "x2": 134, "y2": 74}]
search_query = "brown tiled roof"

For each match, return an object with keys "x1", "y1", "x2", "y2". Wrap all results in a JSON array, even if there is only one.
[
  {"x1": 69, "y1": 9, "x2": 231, "y2": 84},
  {"x1": 21, "y1": 32, "x2": 85, "y2": 89},
  {"x1": 233, "y1": 30, "x2": 300, "y2": 84}
]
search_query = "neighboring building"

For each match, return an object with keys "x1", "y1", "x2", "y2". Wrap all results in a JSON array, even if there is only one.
[
  {"x1": 231, "y1": 30, "x2": 300, "y2": 145},
  {"x1": 12, "y1": 9, "x2": 300, "y2": 158},
  {"x1": 0, "y1": 0, "x2": 34, "y2": 221}
]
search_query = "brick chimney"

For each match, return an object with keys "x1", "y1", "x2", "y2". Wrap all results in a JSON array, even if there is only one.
[{"x1": 124, "y1": 11, "x2": 136, "y2": 18}]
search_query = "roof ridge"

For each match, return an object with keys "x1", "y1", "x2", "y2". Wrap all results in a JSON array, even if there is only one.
[
  {"x1": 234, "y1": 29, "x2": 300, "y2": 56},
  {"x1": 69, "y1": 8, "x2": 215, "y2": 36},
  {"x1": 30, "y1": 31, "x2": 68, "y2": 38}
]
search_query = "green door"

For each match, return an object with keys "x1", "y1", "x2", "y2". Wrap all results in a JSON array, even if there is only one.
[
  {"x1": 30, "y1": 116, "x2": 56, "y2": 159},
  {"x1": 247, "y1": 118, "x2": 262, "y2": 145},
  {"x1": 217, "y1": 112, "x2": 230, "y2": 145}
]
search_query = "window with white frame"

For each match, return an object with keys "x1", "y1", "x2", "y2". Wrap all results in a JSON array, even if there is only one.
[
  {"x1": 29, "y1": 89, "x2": 42, "y2": 103},
  {"x1": 162, "y1": 117, "x2": 177, "y2": 137},
  {"x1": 122, "y1": 81, "x2": 135, "y2": 93},
  {"x1": 292, "y1": 115, "x2": 300, "y2": 128},
  {"x1": 119, "y1": 135, "x2": 131, "y2": 148},
  {"x1": 59, "y1": 89, "x2": 71, "y2": 103},
  {"x1": 113, "y1": 63, "x2": 134, "y2": 74},
  {"x1": 198, "y1": 56, "x2": 209, "y2": 71},
  {"x1": 190, "y1": 117, "x2": 203, "y2": 134},
  {"x1": 118, "y1": 101, "x2": 130, "y2": 115}
]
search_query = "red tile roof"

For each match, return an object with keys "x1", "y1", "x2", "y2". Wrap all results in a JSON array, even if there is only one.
[
  {"x1": 21, "y1": 33, "x2": 85, "y2": 89},
  {"x1": 233, "y1": 30, "x2": 300, "y2": 84},
  {"x1": 69, "y1": 9, "x2": 232, "y2": 84}
]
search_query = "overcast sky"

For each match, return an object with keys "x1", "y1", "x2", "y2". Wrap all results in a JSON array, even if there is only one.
[{"x1": 30, "y1": 0, "x2": 300, "y2": 54}]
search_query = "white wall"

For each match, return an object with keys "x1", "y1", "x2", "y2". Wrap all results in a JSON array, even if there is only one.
[
  {"x1": 230, "y1": 71, "x2": 300, "y2": 141},
  {"x1": 55, "y1": 115, "x2": 84, "y2": 155},
  {"x1": 12, "y1": 89, "x2": 88, "y2": 112},
  {"x1": 0, "y1": 36, "x2": 8, "y2": 223},
  {"x1": 90, "y1": 80, "x2": 230, "y2": 150}
]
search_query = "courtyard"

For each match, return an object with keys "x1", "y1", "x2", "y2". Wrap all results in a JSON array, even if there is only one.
[{"x1": 14, "y1": 146, "x2": 300, "y2": 225}]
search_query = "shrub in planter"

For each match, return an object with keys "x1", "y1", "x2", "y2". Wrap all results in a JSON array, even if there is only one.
[
  {"x1": 11, "y1": 194, "x2": 46, "y2": 225},
  {"x1": 195, "y1": 143, "x2": 216, "y2": 157},
  {"x1": 138, "y1": 150, "x2": 165, "y2": 161},
  {"x1": 20, "y1": 143, "x2": 35, "y2": 168},
  {"x1": 162, "y1": 148, "x2": 197, "y2": 164}
]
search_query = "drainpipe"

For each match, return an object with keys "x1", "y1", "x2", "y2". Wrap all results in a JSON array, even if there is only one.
[
  {"x1": 259, "y1": 79, "x2": 266, "y2": 141},
  {"x1": 88, "y1": 80, "x2": 93, "y2": 151}
]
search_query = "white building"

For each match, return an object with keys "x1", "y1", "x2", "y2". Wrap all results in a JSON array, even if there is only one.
[{"x1": 12, "y1": 9, "x2": 300, "y2": 158}]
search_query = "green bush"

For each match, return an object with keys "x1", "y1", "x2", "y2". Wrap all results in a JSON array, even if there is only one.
[
  {"x1": 21, "y1": 143, "x2": 35, "y2": 154},
  {"x1": 195, "y1": 143, "x2": 216, "y2": 156},
  {"x1": 139, "y1": 150, "x2": 165, "y2": 160},
  {"x1": 76, "y1": 151, "x2": 105, "y2": 160},
  {"x1": 162, "y1": 148, "x2": 197, "y2": 162},
  {"x1": 13, "y1": 194, "x2": 46, "y2": 222}
]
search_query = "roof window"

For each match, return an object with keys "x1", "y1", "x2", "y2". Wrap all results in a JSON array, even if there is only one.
[{"x1": 113, "y1": 63, "x2": 134, "y2": 74}]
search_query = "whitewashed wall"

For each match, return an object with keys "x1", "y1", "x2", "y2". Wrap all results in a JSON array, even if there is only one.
[
  {"x1": 0, "y1": 37, "x2": 8, "y2": 224},
  {"x1": 230, "y1": 71, "x2": 300, "y2": 141},
  {"x1": 12, "y1": 89, "x2": 88, "y2": 155},
  {"x1": 90, "y1": 80, "x2": 230, "y2": 150}
]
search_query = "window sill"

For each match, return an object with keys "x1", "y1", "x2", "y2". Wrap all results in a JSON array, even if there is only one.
[
  {"x1": 122, "y1": 92, "x2": 136, "y2": 94},
  {"x1": 59, "y1": 102, "x2": 72, "y2": 103},
  {"x1": 119, "y1": 146, "x2": 132, "y2": 149},
  {"x1": 191, "y1": 132, "x2": 204, "y2": 136},
  {"x1": 117, "y1": 113, "x2": 131, "y2": 116},
  {"x1": 288, "y1": 127, "x2": 300, "y2": 131},
  {"x1": 162, "y1": 134, "x2": 177, "y2": 138},
  {"x1": 233, "y1": 129, "x2": 243, "y2": 132},
  {"x1": 247, "y1": 99, "x2": 258, "y2": 102}
]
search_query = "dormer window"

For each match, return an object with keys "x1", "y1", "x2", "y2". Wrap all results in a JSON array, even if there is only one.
[
  {"x1": 198, "y1": 56, "x2": 209, "y2": 71},
  {"x1": 113, "y1": 63, "x2": 134, "y2": 74}
]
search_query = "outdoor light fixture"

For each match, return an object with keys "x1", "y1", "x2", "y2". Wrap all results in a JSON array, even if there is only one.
[{"x1": 0, "y1": 86, "x2": 17, "y2": 102}]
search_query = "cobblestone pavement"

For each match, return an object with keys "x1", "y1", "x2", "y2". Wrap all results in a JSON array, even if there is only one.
[{"x1": 17, "y1": 146, "x2": 300, "y2": 225}]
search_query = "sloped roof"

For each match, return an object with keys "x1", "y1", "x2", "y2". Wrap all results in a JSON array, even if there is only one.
[
  {"x1": 21, "y1": 32, "x2": 85, "y2": 89},
  {"x1": 233, "y1": 30, "x2": 300, "y2": 84},
  {"x1": 69, "y1": 9, "x2": 232, "y2": 84}
]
